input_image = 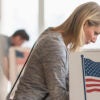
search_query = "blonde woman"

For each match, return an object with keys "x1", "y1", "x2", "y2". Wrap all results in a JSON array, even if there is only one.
[{"x1": 14, "y1": 2, "x2": 100, "y2": 100}]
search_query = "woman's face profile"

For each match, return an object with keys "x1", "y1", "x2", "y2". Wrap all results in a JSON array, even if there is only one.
[{"x1": 83, "y1": 22, "x2": 100, "y2": 44}]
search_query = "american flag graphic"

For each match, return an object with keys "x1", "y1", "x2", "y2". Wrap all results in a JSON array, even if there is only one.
[
  {"x1": 15, "y1": 50, "x2": 29, "y2": 66},
  {"x1": 82, "y1": 56, "x2": 100, "y2": 93}
]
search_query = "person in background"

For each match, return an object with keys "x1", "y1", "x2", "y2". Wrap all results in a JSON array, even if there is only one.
[
  {"x1": 0, "y1": 29, "x2": 29, "y2": 100},
  {"x1": 14, "y1": 2, "x2": 100, "y2": 100},
  {"x1": 0, "y1": 29, "x2": 29, "y2": 79}
]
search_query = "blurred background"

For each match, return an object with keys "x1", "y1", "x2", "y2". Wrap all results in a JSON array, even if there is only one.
[
  {"x1": 0, "y1": 0, "x2": 100, "y2": 48},
  {"x1": 0, "y1": 0, "x2": 100, "y2": 100}
]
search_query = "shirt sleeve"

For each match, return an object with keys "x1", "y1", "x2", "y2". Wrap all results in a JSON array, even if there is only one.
[
  {"x1": 0, "y1": 36, "x2": 9, "y2": 57},
  {"x1": 41, "y1": 37, "x2": 69, "y2": 100}
]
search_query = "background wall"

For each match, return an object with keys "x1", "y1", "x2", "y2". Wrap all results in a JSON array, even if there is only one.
[{"x1": 0, "y1": 0, "x2": 100, "y2": 49}]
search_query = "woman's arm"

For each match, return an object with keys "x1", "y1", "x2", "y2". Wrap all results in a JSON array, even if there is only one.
[{"x1": 41, "y1": 37, "x2": 69, "y2": 100}]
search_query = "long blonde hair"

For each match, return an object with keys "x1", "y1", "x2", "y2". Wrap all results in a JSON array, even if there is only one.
[{"x1": 52, "y1": 2, "x2": 100, "y2": 51}]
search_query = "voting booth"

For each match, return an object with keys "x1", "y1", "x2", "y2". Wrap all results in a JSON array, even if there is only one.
[
  {"x1": 8, "y1": 47, "x2": 31, "y2": 99},
  {"x1": 9, "y1": 47, "x2": 31, "y2": 86},
  {"x1": 69, "y1": 49, "x2": 100, "y2": 100}
]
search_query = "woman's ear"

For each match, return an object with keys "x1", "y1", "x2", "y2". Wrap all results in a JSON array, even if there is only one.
[
  {"x1": 83, "y1": 21, "x2": 89, "y2": 31},
  {"x1": 84, "y1": 20, "x2": 89, "y2": 27}
]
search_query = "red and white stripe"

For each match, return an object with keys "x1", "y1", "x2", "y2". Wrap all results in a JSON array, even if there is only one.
[{"x1": 85, "y1": 76, "x2": 100, "y2": 93}]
